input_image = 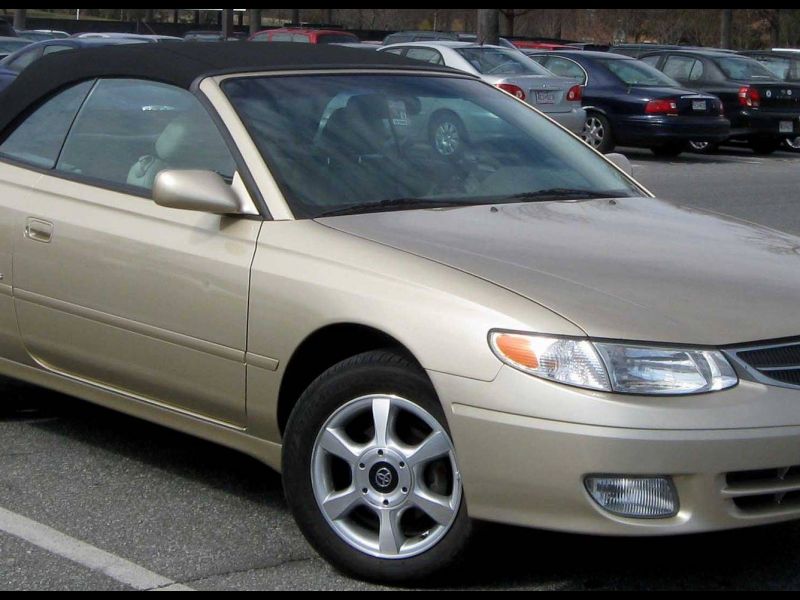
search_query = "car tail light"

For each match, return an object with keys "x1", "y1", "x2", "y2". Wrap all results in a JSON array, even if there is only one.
[
  {"x1": 566, "y1": 85, "x2": 583, "y2": 102},
  {"x1": 645, "y1": 99, "x2": 679, "y2": 116},
  {"x1": 739, "y1": 86, "x2": 761, "y2": 108},
  {"x1": 497, "y1": 83, "x2": 526, "y2": 101}
]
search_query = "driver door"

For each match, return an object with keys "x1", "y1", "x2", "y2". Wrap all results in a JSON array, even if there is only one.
[{"x1": 5, "y1": 78, "x2": 260, "y2": 427}]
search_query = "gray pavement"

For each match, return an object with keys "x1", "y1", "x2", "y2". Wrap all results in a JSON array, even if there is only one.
[{"x1": 2, "y1": 147, "x2": 800, "y2": 590}]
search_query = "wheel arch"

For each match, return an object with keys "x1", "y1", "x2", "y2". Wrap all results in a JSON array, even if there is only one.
[{"x1": 276, "y1": 323, "x2": 428, "y2": 437}]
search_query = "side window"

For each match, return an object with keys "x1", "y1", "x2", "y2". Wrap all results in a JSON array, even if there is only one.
[
  {"x1": 0, "y1": 80, "x2": 94, "y2": 168},
  {"x1": 43, "y1": 45, "x2": 73, "y2": 56},
  {"x1": 250, "y1": 32, "x2": 269, "y2": 42},
  {"x1": 405, "y1": 48, "x2": 444, "y2": 66},
  {"x1": 56, "y1": 79, "x2": 236, "y2": 192},
  {"x1": 292, "y1": 34, "x2": 311, "y2": 43},
  {"x1": 545, "y1": 57, "x2": 587, "y2": 84},
  {"x1": 639, "y1": 55, "x2": 661, "y2": 68},
  {"x1": 382, "y1": 47, "x2": 406, "y2": 56},
  {"x1": 7, "y1": 46, "x2": 42, "y2": 72},
  {"x1": 271, "y1": 33, "x2": 294, "y2": 42},
  {"x1": 663, "y1": 56, "x2": 695, "y2": 81},
  {"x1": 688, "y1": 59, "x2": 705, "y2": 82}
]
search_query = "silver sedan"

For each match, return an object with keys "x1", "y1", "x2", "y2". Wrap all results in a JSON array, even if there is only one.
[{"x1": 380, "y1": 41, "x2": 587, "y2": 135}]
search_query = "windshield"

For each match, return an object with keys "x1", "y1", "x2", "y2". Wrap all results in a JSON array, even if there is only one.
[
  {"x1": 597, "y1": 58, "x2": 680, "y2": 87},
  {"x1": 716, "y1": 56, "x2": 777, "y2": 81},
  {"x1": 455, "y1": 47, "x2": 552, "y2": 76},
  {"x1": 0, "y1": 39, "x2": 30, "y2": 53},
  {"x1": 223, "y1": 74, "x2": 642, "y2": 219}
]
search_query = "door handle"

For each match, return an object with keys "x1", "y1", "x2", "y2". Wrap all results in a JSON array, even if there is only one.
[{"x1": 25, "y1": 218, "x2": 53, "y2": 244}]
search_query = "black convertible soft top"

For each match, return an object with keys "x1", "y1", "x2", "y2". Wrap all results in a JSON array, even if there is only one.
[{"x1": 0, "y1": 42, "x2": 462, "y2": 135}]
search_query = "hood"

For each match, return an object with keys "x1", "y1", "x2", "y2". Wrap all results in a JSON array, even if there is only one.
[{"x1": 318, "y1": 198, "x2": 800, "y2": 346}]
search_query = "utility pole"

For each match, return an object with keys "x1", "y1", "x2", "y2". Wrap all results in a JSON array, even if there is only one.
[
  {"x1": 13, "y1": 8, "x2": 26, "y2": 30},
  {"x1": 477, "y1": 9, "x2": 500, "y2": 45},
  {"x1": 291, "y1": 9, "x2": 301, "y2": 27},
  {"x1": 720, "y1": 9, "x2": 733, "y2": 49},
  {"x1": 249, "y1": 9, "x2": 262, "y2": 36}
]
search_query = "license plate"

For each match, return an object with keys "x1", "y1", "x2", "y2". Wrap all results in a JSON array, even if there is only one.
[
  {"x1": 780, "y1": 121, "x2": 795, "y2": 134},
  {"x1": 692, "y1": 100, "x2": 707, "y2": 112},
  {"x1": 536, "y1": 91, "x2": 555, "y2": 105}
]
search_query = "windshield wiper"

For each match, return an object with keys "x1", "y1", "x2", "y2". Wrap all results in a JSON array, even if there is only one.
[
  {"x1": 315, "y1": 198, "x2": 468, "y2": 218},
  {"x1": 501, "y1": 189, "x2": 617, "y2": 203}
]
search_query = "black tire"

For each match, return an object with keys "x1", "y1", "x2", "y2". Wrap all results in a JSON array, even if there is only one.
[
  {"x1": 785, "y1": 136, "x2": 800, "y2": 152},
  {"x1": 651, "y1": 142, "x2": 686, "y2": 157},
  {"x1": 428, "y1": 111, "x2": 468, "y2": 158},
  {"x1": 582, "y1": 112, "x2": 615, "y2": 154},
  {"x1": 750, "y1": 139, "x2": 781, "y2": 155},
  {"x1": 283, "y1": 350, "x2": 472, "y2": 584},
  {"x1": 687, "y1": 141, "x2": 720, "y2": 154}
]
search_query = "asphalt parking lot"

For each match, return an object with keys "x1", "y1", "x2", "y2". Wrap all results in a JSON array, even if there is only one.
[{"x1": 2, "y1": 146, "x2": 800, "y2": 591}]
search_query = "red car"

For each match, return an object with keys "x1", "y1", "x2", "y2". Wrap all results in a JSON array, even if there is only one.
[
  {"x1": 512, "y1": 40, "x2": 574, "y2": 50},
  {"x1": 248, "y1": 27, "x2": 359, "y2": 45}
]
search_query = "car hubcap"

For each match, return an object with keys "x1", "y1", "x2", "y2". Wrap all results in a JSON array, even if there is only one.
[
  {"x1": 689, "y1": 141, "x2": 710, "y2": 152},
  {"x1": 582, "y1": 117, "x2": 605, "y2": 148},
  {"x1": 311, "y1": 395, "x2": 462, "y2": 560},
  {"x1": 786, "y1": 136, "x2": 800, "y2": 150},
  {"x1": 434, "y1": 121, "x2": 461, "y2": 156}
]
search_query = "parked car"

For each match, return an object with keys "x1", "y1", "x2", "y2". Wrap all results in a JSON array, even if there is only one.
[
  {"x1": 0, "y1": 37, "x2": 150, "y2": 94},
  {"x1": 640, "y1": 49, "x2": 800, "y2": 154},
  {"x1": 249, "y1": 27, "x2": 359, "y2": 45},
  {"x1": 14, "y1": 29, "x2": 69, "y2": 42},
  {"x1": 741, "y1": 49, "x2": 800, "y2": 150},
  {"x1": 382, "y1": 30, "x2": 459, "y2": 45},
  {"x1": 6, "y1": 42, "x2": 800, "y2": 585},
  {"x1": 183, "y1": 30, "x2": 244, "y2": 42},
  {"x1": 610, "y1": 44, "x2": 737, "y2": 58},
  {"x1": 72, "y1": 32, "x2": 175, "y2": 42},
  {"x1": 380, "y1": 42, "x2": 587, "y2": 135},
  {"x1": 527, "y1": 50, "x2": 730, "y2": 155},
  {"x1": 382, "y1": 31, "x2": 519, "y2": 49},
  {"x1": 0, "y1": 35, "x2": 32, "y2": 61}
]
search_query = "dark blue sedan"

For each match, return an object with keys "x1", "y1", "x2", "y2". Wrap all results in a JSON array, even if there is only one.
[
  {"x1": 526, "y1": 50, "x2": 730, "y2": 156},
  {"x1": 0, "y1": 37, "x2": 150, "y2": 95}
]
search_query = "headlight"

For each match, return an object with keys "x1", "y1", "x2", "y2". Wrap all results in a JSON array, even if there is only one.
[{"x1": 489, "y1": 332, "x2": 738, "y2": 395}]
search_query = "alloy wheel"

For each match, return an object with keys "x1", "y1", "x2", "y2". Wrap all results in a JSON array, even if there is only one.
[
  {"x1": 434, "y1": 121, "x2": 461, "y2": 156},
  {"x1": 582, "y1": 116, "x2": 605, "y2": 149},
  {"x1": 311, "y1": 395, "x2": 462, "y2": 560}
]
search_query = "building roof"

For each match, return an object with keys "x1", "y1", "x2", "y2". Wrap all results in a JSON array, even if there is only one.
[{"x1": 0, "y1": 42, "x2": 458, "y2": 135}]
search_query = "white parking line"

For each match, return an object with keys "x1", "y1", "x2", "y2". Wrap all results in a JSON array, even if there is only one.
[{"x1": 0, "y1": 506, "x2": 193, "y2": 591}]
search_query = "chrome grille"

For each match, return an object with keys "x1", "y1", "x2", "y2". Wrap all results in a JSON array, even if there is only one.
[{"x1": 727, "y1": 340, "x2": 800, "y2": 390}]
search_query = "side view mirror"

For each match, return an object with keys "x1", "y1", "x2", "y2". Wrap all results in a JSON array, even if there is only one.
[
  {"x1": 153, "y1": 170, "x2": 245, "y2": 215},
  {"x1": 605, "y1": 152, "x2": 633, "y2": 176}
]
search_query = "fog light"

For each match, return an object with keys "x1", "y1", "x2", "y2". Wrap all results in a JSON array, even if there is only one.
[{"x1": 585, "y1": 476, "x2": 679, "y2": 519}]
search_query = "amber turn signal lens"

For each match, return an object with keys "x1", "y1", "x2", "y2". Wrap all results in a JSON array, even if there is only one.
[{"x1": 493, "y1": 334, "x2": 540, "y2": 370}]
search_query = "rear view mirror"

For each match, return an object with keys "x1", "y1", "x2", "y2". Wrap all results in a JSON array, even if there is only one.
[
  {"x1": 153, "y1": 170, "x2": 244, "y2": 215},
  {"x1": 605, "y1": 153, "x2": 633, "y2": 176}
]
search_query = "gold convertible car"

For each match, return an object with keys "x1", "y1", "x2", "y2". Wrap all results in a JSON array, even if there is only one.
[{"x1": 2, "y1": 44, "x2": 800, "y2": 583}]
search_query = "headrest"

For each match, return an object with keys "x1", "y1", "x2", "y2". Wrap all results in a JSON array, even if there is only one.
[
  {"x1": 156, "y1": 115, "x2": 224, "y2": 163},
  {"x1": 345, "y1": 94, "x2": 390, "y2": 121}
]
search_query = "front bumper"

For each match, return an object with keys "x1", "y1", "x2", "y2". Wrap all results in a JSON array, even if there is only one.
[
  {"x1": 431, "y1": 368, "x2": 800, "y2": 536},
  {"x1": 613, "y1": 115, "x2": 731, "y2": 146}
]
